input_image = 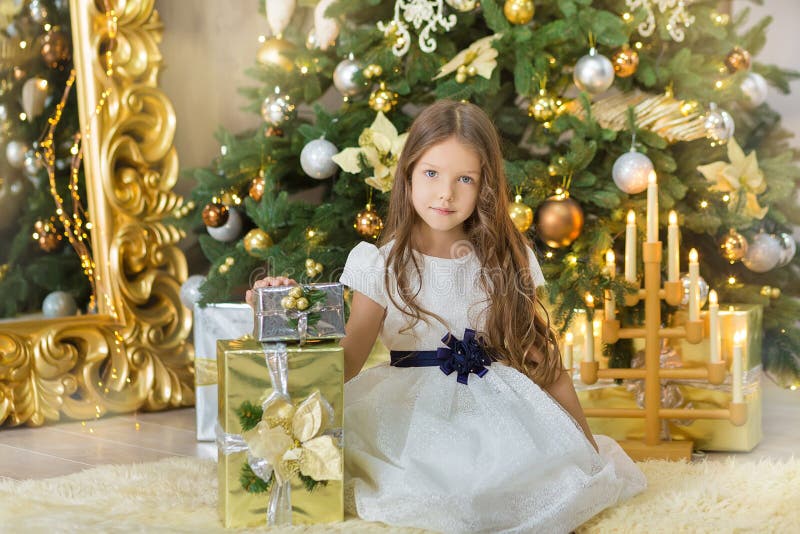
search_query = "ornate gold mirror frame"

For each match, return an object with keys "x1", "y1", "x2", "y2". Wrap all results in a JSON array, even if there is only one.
[{"x1": 0, "y1": 0, "x2": 194, "y2": 427}]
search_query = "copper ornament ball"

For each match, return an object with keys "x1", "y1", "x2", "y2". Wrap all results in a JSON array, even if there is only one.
[
  {"x1": 34, "y1": 219, "x2": 62, "y2": 252},
  {"x1": 611, "y1": 46, "x2": 639, "y2": 78},
  {"x1": 725, "y1": 46, "x2": 751, "y2": 73},
  {"x1": 202, "y1": 202, "x2": 229, "y2": 228},
  {"x1": 41, "y1": 30, "x2": 71, "y2": 68},
  {"x1": 249, "y1": 175, "x2": 265, "y2": 202},
  {"x1": 534, "y1": 195, "x2": 584, "y2": 248},
  {"x1": 354, "y1": 204, "x2": 384, "y2": 240}
]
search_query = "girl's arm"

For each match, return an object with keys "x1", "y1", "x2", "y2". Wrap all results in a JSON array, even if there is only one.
[
  {"x1": 340, "y1": 291, "x2": 385, "y2": 381},
  {"x1": 544, "y1": 370, "x2": 599, "y2": 452}
]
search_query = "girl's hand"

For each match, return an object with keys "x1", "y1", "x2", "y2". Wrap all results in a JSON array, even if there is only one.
[{"x1": 245, "y1": 276, "x2": 297, "y2": 307}]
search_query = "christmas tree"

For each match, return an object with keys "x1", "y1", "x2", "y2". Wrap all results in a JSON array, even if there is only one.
[
  {"x1": 0, "y1": 0, "x2": 91, "y2": 318},
  {"x1": 182, "y1": 0, "x2": 799, "y2": 386}
]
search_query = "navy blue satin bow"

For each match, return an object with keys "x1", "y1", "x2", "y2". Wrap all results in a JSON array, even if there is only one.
[{"x1": 436, "y1": 328, "x2": 492, "y2": 385}]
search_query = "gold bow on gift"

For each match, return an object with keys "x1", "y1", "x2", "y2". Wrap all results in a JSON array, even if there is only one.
[
  {"x1": 433, "y1": 34, "x2": 501, "y2": 83},
  {"x1": 696, "y1": 138, "x2": 768, "y2": 220},
  {"x1": 332, "y1": 111, "x2": 408, "y2": 193},
  {"x1": 243, "y1": 391, "x2": 343, "y2": 486}
]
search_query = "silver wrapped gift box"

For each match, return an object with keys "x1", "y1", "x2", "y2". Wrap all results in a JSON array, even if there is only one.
[{"x1": 253, "y1": 282, "x2": 346, "y2": 342}]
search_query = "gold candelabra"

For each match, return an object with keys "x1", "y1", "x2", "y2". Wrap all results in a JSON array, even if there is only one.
[{"x1": 579, "y1": 240, "x2": 747, "y2": 461}]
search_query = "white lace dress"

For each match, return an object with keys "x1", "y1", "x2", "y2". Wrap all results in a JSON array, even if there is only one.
[{"x1": 339, "y1": 241, "x2": 646, "y2": 533}]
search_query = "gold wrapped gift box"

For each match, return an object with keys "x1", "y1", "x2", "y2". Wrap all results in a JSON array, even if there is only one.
[{"x1": 217, "y1": 338, "x2": 344, "y2": 528}]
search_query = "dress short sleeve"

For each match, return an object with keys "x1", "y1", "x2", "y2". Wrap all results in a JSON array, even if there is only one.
[
  {"x1": 526, "y1": 246, "x2": 546, "y2": 287},
  {"x1": 340, "y1": 241, "x2": 388, "y2": 308}
]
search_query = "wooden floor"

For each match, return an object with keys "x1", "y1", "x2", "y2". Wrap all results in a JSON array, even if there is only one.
[{"x1": 0, "y1": 378, "x2": 797, "y2": 481}]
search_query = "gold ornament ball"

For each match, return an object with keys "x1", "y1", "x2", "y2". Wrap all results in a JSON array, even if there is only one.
[
  {"x1": 363, "y1": 64, "x2": 383, "y2": 79},
  {"x1": 295, "y1": 297, "x2": 310, "y2": 311},
  {"x1": 528, "y1": 91, "x2": 558, "y2": 122},
  {"x1": 369, "y1": 82, "x2": 398, "y2": 113},
  {"x1": 41, "y1": 30, "x2": 71, "y2": 68},
  {"x1": 611, "y1": 46, "x2": 639, "y2": 78},
  {"x1": 508, "y1": 194, "x2": 534, "y2": 233},
  {"x1": 249, "y1": 175, "x2": 265, "y2": 202},
  {"x1": 534, "y1": 195, "x2": 584, "y2": 248},
  {"x1": 289, "y1": 286, "x2": 304, "y2": 299},
  {"x1": 243, "y1": 228, "x2": 273, "y2": 256},
  {"x1": 202, "y1": 202, "x2": 229, "y2": 228},
  {"x1": 256, "y1": 38, "x2": 295, "y2": 71},
  {"x1": 281, "y1": 296, "x2": 297, "y2": 310},
  {"x1": 354, "y1": 203, "x2": 384, "y2": 240},
  {"x1": 304, "y1": 258, "x2": 316, "y2": 269},
  {"x1": 314, "y1": 262, "x2": 324, "y2": 275},
  {"x1": 771, "y1": 287, "x2": 781, "y2": 299},
  {"x1": 718, "y1": 228, "x2": 748, "y2": 263},
  {"x1": 503, "y1": 0, "x2": 535, "y2": 25},
  {"x1": 725, "y1": 46, "x2": 751, "y2": 74}
]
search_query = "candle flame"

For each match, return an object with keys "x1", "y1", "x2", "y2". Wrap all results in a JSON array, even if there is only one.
[
  {"x1": 668, "y1": 211, "x2": 677, "y2": 225},
  {"x1": 606, "y1": 250, "x2": 615, "y2": 264},
  {"x1": 709, "y1": 289, "x2": 717, "y2": 305},
  {"x1": 565, "y1": 332, "x2": 573, "y2": 344},
  {"x1": 648, "y1": 170, "x2": 657, "y2": 184},
  {"x1": 733, "y1": 330, "x2": 744, "y2": 346},
  {"x1": 585, "y1": 293, "x2": 594, "y2": 307},
  {"x1": 627, "y1": 210, "x2": 636, "y2": 224},
  {"x1": 689, "y1": 248, "x2": 698, "y2": 262}
]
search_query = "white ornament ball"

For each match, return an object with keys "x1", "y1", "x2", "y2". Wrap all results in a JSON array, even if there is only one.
[
  {"x1": 445, "y1": 0, "x2": 479, "y2": 11},
  {"x1": 333, "y1": 58, "x2": 364, "y2": 97},
  {"x1": 179, "y1": 274, "x2": 207, "y2": 307},
  {"x1": 42, "y1": 290, "x2": 77, "y2": 318},
  {"x1": 704, "y1": 104, "x2": 735, "y2": 143},
  {"x1": 260, "y1": 94, "x2": 296, "y2": 127},
  {"x1": 5, "y1": 140, "x2": 29, "y2": 169},
  {"x1": 776, "y1": 232, "x2": 796, "y2": 268},
  {"x1": 612, "y1": 151, "x2": 654, "y2": 194},
  {"x1": 300, "y1": 138, "x2": 339, "y2": 179},
  {"x1": 573, "y1": 48, "x2": 615, "y2": 94},
  {"x1": 742, "y1": 232, "x2": 782, "y2": 273},
  {"x1": 740, "y1": 72, "x2": 768, "y2": 108},
  {"x1": 207, "y1": 208, "x2": 242, "y2": 242},
  {"x1": 679, "y1": 273, "x2": 709, "y2": 309}
]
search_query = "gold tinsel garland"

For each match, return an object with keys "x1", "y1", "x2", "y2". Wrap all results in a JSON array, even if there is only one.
[{"x1": 564, "y1": 90, "x2": 708, "y2": 143}]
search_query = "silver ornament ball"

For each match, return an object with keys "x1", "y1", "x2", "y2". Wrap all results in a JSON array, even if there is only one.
[
  {"x1": 612, "y1": 150, "x2": 654, "y2": 194},
  {"x1": 23, "y1": 149, "x2": 43, "y2": 176},
  {"x1": 333, "y1": 58, "x2": 364, "y2": 97},
  {"x1": 742, "y1": 232, "x2": 782, "y2": 273},
  {"x1": 740, "y1": 72, "x2": 768, "y2": 108},
  {"x1": 42, "y1": 291, "x2": 78, "y2": 318},
  {"x1": 207, "y1": 208, "x2": 243, "y2": 242},
  {"x1": 5, "y1": 140, "x2": 29, "y2": 169},
  {"x1": 179, "y1": 274, "x2": 207, "y2": 307},
  {"x1": 775, "y1": 232, "x2": 796, "y2": 268},
  {"x1": 0, "y1": 102, "x2": 10, "y2": 121},
  {"x1": 573, "y1": 48, "x2": 615, "y2": 94},
  {"x1": 260, "y1": 93, "x2": 296, "y2": 127},
  {"x1": 300, "y1": 138, "x2": 339, "y2": 179},
  {"x1": 679, "y1": 273, "x2": 709, "y2": 309},
  {"x1": 704, "y1": 104, "x2": 735, "y2": 143}
]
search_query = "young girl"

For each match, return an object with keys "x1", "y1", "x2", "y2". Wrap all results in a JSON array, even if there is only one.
[{"x1": 249, "y1": 100, "x2": 646, "y2": 533}]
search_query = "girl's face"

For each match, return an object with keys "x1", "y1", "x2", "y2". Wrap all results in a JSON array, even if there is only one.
[{"x1": 410, "y1": 137, "x2": 481, "y2": 241}]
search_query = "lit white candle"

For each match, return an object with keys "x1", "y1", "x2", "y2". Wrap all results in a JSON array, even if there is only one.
[
  {"x1": 646, "y1": 171, "x2": 658, "y2": 243},
  {"x1": 708, "y1": 290, "x2": 720, "y2": 364},
  {"x1": 564, "y1": 332, "x2": 574, "y2": 370},
  {"x1": 732, "y1": 331, "x2": 744, "y2": 403},
  {"x1": 688, "y1": 248, "x2": 699, "y2": 322},
  {"x1": 625, "y1": 210, "x2": 637, "y2": 282},
  {"x1": 584, "y1": 294, "x2": 595, "y2": 363},
  {"x1": 604, "y1": 250, "x2": 616, "y2": 319},
  {"x1": 667, "y1": 211, "x2": 679, "y2": 283}
]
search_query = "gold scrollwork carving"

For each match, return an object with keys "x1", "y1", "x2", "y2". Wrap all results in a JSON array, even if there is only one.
[{"x1": 0, "y1": 0, "x2": 193, "y2": 427}]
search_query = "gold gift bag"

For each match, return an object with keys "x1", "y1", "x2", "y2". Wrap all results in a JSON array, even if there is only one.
[{"x1": 217, "y1": 337, "x2": 344, "y2": 528}]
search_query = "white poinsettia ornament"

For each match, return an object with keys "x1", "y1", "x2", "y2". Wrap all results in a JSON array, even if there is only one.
[
  {"x1": 243, "y1": 391, "x2": 342, "y2": 485},
  {"x1": 696, "y1": 138, "x2": 768, "y2": 220},
  {"x1": 332, "y1": 111, "x2": 408, "y2": 193},
  {"x1": 434, "y1": 34, "x2": 501, "y2": 82}
]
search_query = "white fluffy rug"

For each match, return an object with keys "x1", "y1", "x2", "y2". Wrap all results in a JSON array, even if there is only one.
[{"x1": 1, "y1": 456, "x2": 797, "y2": 533}]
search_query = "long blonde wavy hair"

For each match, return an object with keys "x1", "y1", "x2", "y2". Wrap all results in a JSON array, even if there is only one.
[{"x1": 380, "y1": 100, "x2": 562, "y2": 387}]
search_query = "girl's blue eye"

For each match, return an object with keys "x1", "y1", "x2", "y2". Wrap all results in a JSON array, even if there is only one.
[
  {"x1": 458, "y1": 176, "x2": 474, "y2": 184},
  {"x1": 424, "y1": 170, "x2": 437, "y2": 178}
]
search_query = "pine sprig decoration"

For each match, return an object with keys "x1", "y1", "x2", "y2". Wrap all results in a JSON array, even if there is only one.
[
  {"x1": 298, "y1": 473, "x2": 327, "y2": 493},
  {"x1": 240, "y1": 462, "x2": 274, "y2": 494},
  {"x1": 236, "y1": 400, "x2": 264, "y2": 432}
]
